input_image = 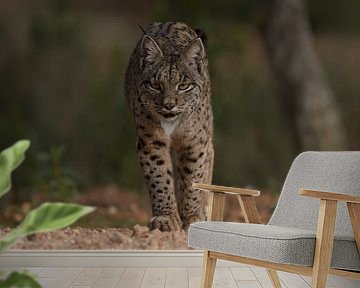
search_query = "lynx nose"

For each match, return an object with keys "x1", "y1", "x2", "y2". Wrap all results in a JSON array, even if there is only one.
[{"x1": 162, "y1": 100, "x2": 176, "y2": 111}]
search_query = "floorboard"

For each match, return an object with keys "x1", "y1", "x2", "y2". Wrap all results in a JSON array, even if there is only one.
[
  {"x1": 165, "y1": 268, "x2": 188, "y2": 288},
  {"x1": 116, "y1": 267, "x2": 146, "y2": 288},
  {"x1": 141, "y1": 267, "x2": 166, "y2": 288},
  {"x1": 48, "y1": 267, "x2": 83, "y2": 288},
  {"x1": 251, "y1": 267, "x2": 287, "y2": 288},
  {"x1": 213, "y1": 267, "x2": 238, "y2": 288},
  {"x1": 279, "y1": 271, "x2": 311, "y2": 288},
  {"x1": 188, "y1": 267, "x2": 201, "y2": 288}
]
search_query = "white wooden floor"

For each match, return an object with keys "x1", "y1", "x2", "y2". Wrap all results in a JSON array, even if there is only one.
[{"x1": 1, "y1": 251, "x2": 359, "y2": 288}]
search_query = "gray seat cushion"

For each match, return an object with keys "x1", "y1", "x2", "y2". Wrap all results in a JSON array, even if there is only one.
[{"x1": 189, "y1": 221, "x2": 360, "y2": 271}]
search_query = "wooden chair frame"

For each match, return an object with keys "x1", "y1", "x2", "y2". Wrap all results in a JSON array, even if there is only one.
[{"x1": 193, "y1": 183, "x2": 360, "y2": 288}]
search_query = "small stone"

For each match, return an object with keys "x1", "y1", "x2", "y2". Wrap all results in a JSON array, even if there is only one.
[{"x1": 26, "y1": 234, "x2": 36, "y2": 241}]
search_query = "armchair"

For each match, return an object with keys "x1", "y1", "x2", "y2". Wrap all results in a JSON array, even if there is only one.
[{"x1": 188, "y1": 152, "x2": 360, "y2": 288}]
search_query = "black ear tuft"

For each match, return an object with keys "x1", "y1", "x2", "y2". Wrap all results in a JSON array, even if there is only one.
[
  {"x1": 195, "y1": 28, "x2": 208, "y2": 49},
  {"x1": 138, "y1": 24, "x2": 147, "y2": 35}
]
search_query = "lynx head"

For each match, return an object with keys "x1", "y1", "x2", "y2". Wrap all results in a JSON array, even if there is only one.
[{"x1": 138, "y1": 33, "x2": 207, "y2": 121}]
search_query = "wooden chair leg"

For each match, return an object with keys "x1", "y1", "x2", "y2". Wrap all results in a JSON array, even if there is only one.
[
  {"x1": 266, "y1": 269, "x2": 282, "y2": 288},
  {"x1": 347, "y1": 202, "x2": 360, "y2": 253},
  {"x1": 201, "y1": 251, "x2": 217, "y2": 288},
  {"x1": 200, "y1": 191, "x2": 223, "y2": 288},
  {"x1": 312, "y1": 200, "x2": 337, "y2": 288}
]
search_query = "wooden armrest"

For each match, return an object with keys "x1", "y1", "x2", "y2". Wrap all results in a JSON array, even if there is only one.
[
  {"x1": 193, "y1": 183, "x2": 260, "y2": 196},
  {"x1": 299, "y1": 189, "x2": 360, "y2": 204}
]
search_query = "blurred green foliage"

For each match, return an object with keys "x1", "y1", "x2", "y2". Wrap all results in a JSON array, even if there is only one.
[
  {"x1": 32, "y1": 145, "x2": 79, "y2": 202},
  {"x1": 0, "y1": 141, "x2": 30, "y2": 198},
  {"x1": 0, "y1": 140, "x2": 95, "y2": 250},
  {"x1": 0, "y1": 271, "x2": 41, "y2": 288},
  {"x1": 0, "y1": 0, "x2": 359, "y2": 210},
  {"x1": 0, "y1": 140, "x2": 94, "y2": 286}
]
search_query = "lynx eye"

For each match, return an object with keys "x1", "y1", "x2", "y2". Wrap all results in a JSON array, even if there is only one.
[
  {"x1": 145, "y1": 81, "x2": 161, "y2": 91},
  {"x1": 177, "y1": 83, "x2": 194, "y2": 92}
]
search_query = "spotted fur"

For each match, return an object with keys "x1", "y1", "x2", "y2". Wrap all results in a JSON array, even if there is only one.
[{"x1": 125, "y1": 22, "x2": 214, "y2": 231}]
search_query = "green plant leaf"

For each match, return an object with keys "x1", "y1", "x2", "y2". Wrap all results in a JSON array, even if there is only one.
[
  {"x1": 0, "y1": 203, "x2": 95, "y2": 251},
  {"x1": 0, "y1": 271, "x2": 41, "y2": 288},
  {"x1": 0, "y1": 140, "x2": 30, "y2": 198}
]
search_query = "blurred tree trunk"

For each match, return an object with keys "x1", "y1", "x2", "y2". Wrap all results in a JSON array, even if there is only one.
[{"x1": 259, "y1": 0, "x2": 346, "y2": 151}]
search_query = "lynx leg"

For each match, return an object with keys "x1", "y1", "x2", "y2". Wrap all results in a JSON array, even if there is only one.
[{"x1": 136, "y1": 132, "x2": 182, "y2": 231}]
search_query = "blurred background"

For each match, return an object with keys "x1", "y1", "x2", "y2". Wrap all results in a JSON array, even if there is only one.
[{"x1": 1, "y1": 0, "x2": 359, "y2": 229}]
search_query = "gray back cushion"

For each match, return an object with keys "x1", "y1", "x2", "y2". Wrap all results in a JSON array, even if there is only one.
[{"x1": 269, "y1": 152, "x2": 360, "y2": 238}]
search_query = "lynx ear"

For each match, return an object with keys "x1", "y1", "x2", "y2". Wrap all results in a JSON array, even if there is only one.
[
  {"x1": 141, "y1": 35, "x2": 163, "y2": 65},
  {"x1": 183, "y1": 38, "x2": 205, "y2": 61}
]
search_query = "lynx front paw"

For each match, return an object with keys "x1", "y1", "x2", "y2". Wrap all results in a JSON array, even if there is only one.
[{"x1": 148, "y1": 215, "x2": 182, "y2": 232}]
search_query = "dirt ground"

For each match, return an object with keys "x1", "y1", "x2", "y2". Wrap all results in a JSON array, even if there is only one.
[
  {"x1": 0, "y1": 225, "x2": 190, "y2": 250},
  {"x1": 0, "y1": 186, "x2": 278, "y2": 250}
]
